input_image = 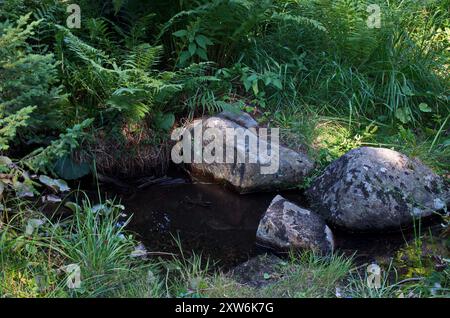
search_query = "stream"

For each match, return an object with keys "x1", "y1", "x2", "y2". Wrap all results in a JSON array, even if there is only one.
[{"x1": 96, "y1": 168, "x2": 444, "y2": 270}]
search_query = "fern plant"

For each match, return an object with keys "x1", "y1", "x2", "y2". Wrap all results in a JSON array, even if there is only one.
[
  {"x1": 56, "y1": 25, "x2": 155, "y2": 123},
  {"x1": 56, "y1": 22, "x2": 232, "y2": 126}
]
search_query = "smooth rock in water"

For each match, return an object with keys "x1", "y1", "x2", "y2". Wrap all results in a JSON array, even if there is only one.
[
  {"x1": 178, "y1": 116, "x2": 314, "y2": 194},
  {"x1": 230, "y1": 254, "x2": 284, "y2": 288},
  {"x1": 256, "y1": 195, "x2": 334, "y2": 254},
  {"x1": 306, "y1": 147, "x2": 449, "y2": 232}
]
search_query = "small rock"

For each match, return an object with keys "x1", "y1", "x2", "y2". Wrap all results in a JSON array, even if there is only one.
[
  {"x1": 256, "y1": 195, "x2": 334, "y2": 254},
  {"x1": 306, "y1": 147, "x2": 450, "y2": 232}
]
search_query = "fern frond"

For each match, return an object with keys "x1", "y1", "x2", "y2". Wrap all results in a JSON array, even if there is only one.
[
  {"x1": 124, "y1": 44, "x2": 163, "y2": 71},
  {"x1": 56, "y1": 26, "x2": 113, "y2": 67},
  {"x1": 271, "y1": 12, "x2": 327, "y2": 33}
]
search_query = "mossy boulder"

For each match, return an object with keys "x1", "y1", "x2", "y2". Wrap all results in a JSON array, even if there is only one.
[{"x1": 307, "y1": 147, "x2": 449, "y2": 232}]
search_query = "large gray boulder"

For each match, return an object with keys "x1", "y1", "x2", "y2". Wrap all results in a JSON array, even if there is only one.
[
  {"x1": 256, "y1": 195, "x2": 334, "y2": 254},
  {"x1": 306, "y1": 147, "x2": 449, "y2": 232},
  {"x1": 174, "y1": 114, "x2": 314, "y2": 193}
]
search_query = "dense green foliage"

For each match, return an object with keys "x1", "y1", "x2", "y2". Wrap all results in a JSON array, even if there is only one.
[{"x1": 1, "y1": 0, "x2": 448, "y2": 171}]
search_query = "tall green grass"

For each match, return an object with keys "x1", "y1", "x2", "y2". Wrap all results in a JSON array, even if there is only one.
[
  {"x1": 242, "y1": 0, "x2": 449, "y2": 127},
  {"x1": 0, "y1": 194, "x2": 161, "y2": 298}
]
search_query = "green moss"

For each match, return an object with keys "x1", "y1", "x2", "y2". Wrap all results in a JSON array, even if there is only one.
[{"x1": 394, "y1": 234, "x2": 449, "y2": 282}]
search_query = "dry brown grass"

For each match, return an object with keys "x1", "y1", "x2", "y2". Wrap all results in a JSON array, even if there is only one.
[{"x1": 89, "y1": 122, "x2": 172, "y2": 178}]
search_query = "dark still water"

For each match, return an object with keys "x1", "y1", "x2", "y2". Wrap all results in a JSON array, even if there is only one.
[
  {"x1": 121, "y1": 181, "x2": 303, "y2": 267},
  {"x1": 90, "y1": 172, "x2": 445, "y2": 270}
]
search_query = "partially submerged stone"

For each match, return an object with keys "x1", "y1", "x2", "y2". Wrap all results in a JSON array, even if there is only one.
[
  {"x1": 306, "y1": 147, "x2": 449, "y2": 232},
  {"x1": 174, "y1": 116, "x2": 314, "y2": 193},
  {"x1": 256, "y1": 195, "x2": 334, "y2": 254}
]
